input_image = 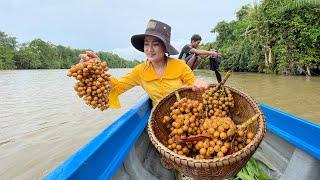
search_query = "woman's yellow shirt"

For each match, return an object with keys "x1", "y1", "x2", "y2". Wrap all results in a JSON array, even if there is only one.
[{"x1": 109, "y1": 58, "x2": 195, "y2": 108}]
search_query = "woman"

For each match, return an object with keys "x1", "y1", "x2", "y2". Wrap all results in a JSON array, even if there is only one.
[
  {"x1": 79, "y1": 19, "x2": 208, "y2": 179},
  {"x1": 79, "y1": 19, "x2": 208, "y2": 108}
]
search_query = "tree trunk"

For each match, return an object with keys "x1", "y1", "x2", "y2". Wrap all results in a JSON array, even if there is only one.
[
  {"x1": 306, "y1": 66, "x2": 311, "y2": 76},
  {"x1": 268, "y1": 47, "x2": 272, "y2": 65},
  {"x1": 264, "y1": 46, "x2": 272, "y2": 71},
  {"x1": 264, "y1": 50, "x2": 269, "y2": 67}
]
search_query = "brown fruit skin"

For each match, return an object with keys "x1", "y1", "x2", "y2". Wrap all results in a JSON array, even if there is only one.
[
  {"x1": 217, "y1": 152, "x2": 224, "y2": 158},
  {"x1": 247, "y1": 132, "x2": 254, "y2": 139},
  {"x1": 67, "y1": 71, "x2": 72, "y2": 77},
  {"x1": 164, "y1": 88, "x2": 241, "y2": 159},
  {"x1": 67, "y1": 59, "x2": 111, "y2": 111}
]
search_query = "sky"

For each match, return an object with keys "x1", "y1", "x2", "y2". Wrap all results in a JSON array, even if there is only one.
[{"x1": 0, "y1": 0, "x2": 255, "y2": 60}]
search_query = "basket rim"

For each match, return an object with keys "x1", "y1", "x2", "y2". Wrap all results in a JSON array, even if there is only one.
[{"x1": 147, "y1": 84, "x2": 266, "y2": 168}]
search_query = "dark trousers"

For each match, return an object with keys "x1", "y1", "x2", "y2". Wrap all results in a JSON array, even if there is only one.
[
  {"x1": 184, "y1": 54, "x2": 201, "y2": 70},
  {"x1": 209, "y1": 57, "x2": 222, "y2": 83}
]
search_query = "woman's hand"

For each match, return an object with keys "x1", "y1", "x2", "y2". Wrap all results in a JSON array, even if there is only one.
[
  {"x1": 192, "y1": 79, "x2": 209, "y2": 91},
  {"x1": 79, "y1": 51, "x2": 101, "y2": 63}
]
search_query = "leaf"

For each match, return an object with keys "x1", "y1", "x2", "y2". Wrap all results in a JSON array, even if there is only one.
[{"x1": 236, "y1": 158, "x2": 270, "y2": 180}]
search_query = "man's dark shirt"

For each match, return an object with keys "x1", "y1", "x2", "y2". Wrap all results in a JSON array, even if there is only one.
[{"x1": 178, "y1": 44, "x2": 192, "y2": 60}]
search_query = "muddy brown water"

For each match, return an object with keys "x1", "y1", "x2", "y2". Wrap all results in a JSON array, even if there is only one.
[{"x1": 0, "y1": 69, "x2": 319, "y2": 179}]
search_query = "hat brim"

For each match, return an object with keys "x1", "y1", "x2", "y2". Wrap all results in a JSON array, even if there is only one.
[{"x1": 131, "y1": 34, "x2": 179, "y2": 55}]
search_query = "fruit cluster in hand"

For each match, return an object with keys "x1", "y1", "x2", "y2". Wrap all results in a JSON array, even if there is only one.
[{"x1": 67, "y1": 59, "x2": 111, "y2": 111}]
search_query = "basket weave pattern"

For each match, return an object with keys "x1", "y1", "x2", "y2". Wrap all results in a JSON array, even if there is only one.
[{"x1": 147, "y1": 84, "x2": 266, "y2": 180}]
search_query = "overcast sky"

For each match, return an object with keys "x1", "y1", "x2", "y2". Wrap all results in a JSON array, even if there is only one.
[{"x1": 0, "y1": 0, "x2": 255, "y2": 60}]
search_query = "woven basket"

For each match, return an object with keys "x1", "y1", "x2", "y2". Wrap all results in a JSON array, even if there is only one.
[{"x1": 147, "y1": 84, "x2": 266, "y2": 180}]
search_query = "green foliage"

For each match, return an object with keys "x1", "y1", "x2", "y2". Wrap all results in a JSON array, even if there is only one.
[
  {"x1": 0, "y1": 31, "x2": 17, "y2": 69},
  {"x1": 235, "y1": 158, "x2": 269, "y2": 180},
  {"x1": 280, "y1": 0, "x2": 320, "y2": 12},
  {"x1": 97, "y1": 51, "x2": 140, "y2": 68},
  {"x1": 0, "y1": 32, "x2": 141, "y2": 70},
  {"x1": 14, "y1": 45, "x2": 41, "y2": 69},
  {"x1": 201, "y1": 0, "x2": 320, "y2": 76}
]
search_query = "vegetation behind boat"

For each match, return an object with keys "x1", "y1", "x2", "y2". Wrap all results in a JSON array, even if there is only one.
[
  {"x1": 199, "y1": 0, "x2": 320, "y2": 76},
  {"x1": 2, "y1": 0, "x2": 319, "y2": 75},
  {"x1": 0, "y1": 32, "x2": 141, "y2": 70}
]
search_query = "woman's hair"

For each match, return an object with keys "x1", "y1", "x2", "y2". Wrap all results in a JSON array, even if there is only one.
[{"x1": 191, "y1": 34, "x2": 202, "y2": 42}]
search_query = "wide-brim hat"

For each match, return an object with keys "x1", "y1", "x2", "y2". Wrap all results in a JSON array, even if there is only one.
[{"x1": 131, "y1": 19, "x2": 179, "y2": 55}]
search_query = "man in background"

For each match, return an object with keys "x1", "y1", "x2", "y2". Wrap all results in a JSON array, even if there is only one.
[{"x1": 178, "y1": 34, "x2": 218, "y2": 70}]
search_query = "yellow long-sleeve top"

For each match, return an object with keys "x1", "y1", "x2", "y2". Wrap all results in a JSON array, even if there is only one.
[{"x1": 109, "y1": 58, "x2": 196, "y2": 108}]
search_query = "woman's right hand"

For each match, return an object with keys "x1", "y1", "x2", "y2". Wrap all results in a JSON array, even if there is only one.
[
  {"x1": 192, "y1": 79, "x2": 209, "y2": 91},
  {"x1": 79, "y1": 51, "x2": 101, "y2": 63}
]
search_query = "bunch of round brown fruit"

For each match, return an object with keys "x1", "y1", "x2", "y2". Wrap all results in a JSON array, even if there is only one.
[
  {"x1": 202, "y1": 86, "x2": 234, "y2": 118},
  {"x1": 162, "y1": 97, "x2": 204, "y2": 156},
  {"x1": 193, "y1": 116, "x2": 236, "y2": 159},
  {"x1": 67, "y1": 59, "x2": 111, "y2": 111},
  {"x1": 162, "y1": 90, "x2": 257, "y2": 159},
  {"x1": 193, "y1": 116, "x2": 256, "y2": 159}
]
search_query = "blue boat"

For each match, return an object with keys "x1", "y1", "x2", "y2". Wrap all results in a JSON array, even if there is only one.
[{"x1": 45, "y1": 97, "x2": 320, "y2": 180}]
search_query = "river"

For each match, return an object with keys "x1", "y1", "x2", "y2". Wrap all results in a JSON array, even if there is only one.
[{"x1": 0, "y1": 69, "x2": 319, "y2": 179}]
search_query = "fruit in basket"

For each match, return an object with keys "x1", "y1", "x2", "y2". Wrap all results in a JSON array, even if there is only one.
[
  {"x1": 159, "y1": 71, "x2": 261, "y2": 160},
  {"x1": 164, "y1": 97, "x2": 204, "y2": 156},
  {"x1": 67, "y1": 59, "x2": 111, "y2": 111},
  {"x1": 202, "y1": 86, "x2": 234, "y2": 117},
  {"x1": 162, "y1": 87, "x2": 259, "y2": 159},
  {"x1": 148, "y1": 69, "x2": 266, "y2": 179}
]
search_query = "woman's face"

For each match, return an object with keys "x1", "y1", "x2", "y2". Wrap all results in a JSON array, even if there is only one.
[
  {"x1": 191, "y1": 40, "x2": 201, "y2": 48},
  {"x1": 144, "y1": 36, "x2": 166, "y2": 62}
]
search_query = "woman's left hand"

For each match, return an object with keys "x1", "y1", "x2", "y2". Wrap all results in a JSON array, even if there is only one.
[
  {"x1": 192, "y1": 79, "x2": 209, "y2": 91},
  {"x1": 79, "y1": 51, "x2": 101, "y2": 63}
]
